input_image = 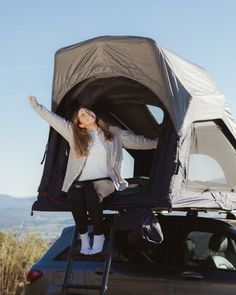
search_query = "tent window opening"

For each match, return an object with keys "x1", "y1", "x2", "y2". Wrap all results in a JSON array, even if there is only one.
[
  {"x1": 187, "y1": 121, "x2": 236, "y2": 189},
  {"x1": 121, "y1": 148, "x2": 134, "y2": 178},
  {"x1": 188, "y1": 154, "x2": 226, "y2": 184},
  {"x1": 147, "y1": 105, "x2": 164, "y2": 124}
]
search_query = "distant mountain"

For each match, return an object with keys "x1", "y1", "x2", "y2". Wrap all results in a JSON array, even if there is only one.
[
  {"x1": 0, "y1": 194, "x2": 74, "y2": 241},
  {"x1": 0, "y1": 194, "x2": 35, "y2": 227},
  {"x1": 0, "y1": 194, "x2": 34, "y2": 208}
]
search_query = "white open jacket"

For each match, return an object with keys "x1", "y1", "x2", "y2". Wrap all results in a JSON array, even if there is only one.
[{"x1": 30, "y1": 100, "x2": 158, "y2": 192}]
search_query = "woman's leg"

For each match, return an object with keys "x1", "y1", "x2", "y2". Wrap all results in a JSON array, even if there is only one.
[
  {"x1": 67, "y1": 185, "x2": 87, "y2": 234},
  {"x1": 84, "y1": 179, "x2": 115, "y2": 254},
  {"x1": 84, "y1": 179, "x2": 115, "y2": 235},
  {"x1": 68, "y1": 184, "x2": 92, "y2": 254}
]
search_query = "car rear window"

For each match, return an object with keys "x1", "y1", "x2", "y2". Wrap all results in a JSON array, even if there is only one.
[{"x1": 55, "y1": 229, "x2": 172, "y2": 266}]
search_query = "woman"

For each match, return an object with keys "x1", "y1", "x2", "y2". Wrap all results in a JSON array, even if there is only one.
[{"x1": 28, "y1": 96, "x2": 158, "y2": 255}]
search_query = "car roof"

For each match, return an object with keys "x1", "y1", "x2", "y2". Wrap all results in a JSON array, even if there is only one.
[
  {"x1": 157, "y1": 212, "x2": 236, "y2": 232},
  {"x1": 59, "y1": 212, "x2": 236, "y2": 236}
]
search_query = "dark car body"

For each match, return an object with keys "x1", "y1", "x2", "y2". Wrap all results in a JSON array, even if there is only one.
[{"x1": 25, "y1": 212, "x2": 236, "y2": 295}]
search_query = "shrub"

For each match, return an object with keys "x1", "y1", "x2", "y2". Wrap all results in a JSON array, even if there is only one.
[{"x1": 0, "y1": 230, "x2": 47, "y2": 295}]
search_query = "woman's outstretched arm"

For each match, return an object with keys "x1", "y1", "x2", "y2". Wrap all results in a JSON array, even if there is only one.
[
  {"x1": 110, "y1": 126, "x2": 158, "y2": 150},
  {"x1": 121, "y1": 129, "x2": 158, "y2": 150},
  {"x1": 28, "y1": 96, "x2": 72, "y2": 142}
]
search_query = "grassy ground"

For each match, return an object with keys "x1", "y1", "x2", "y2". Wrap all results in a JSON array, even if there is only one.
[{"x1": 0, "y1": 230, "x2": 47, "y2": 295}]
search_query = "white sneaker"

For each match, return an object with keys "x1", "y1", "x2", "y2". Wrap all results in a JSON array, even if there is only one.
[
  {"x1": 80, "y1": 232, "x2": 92, "y2": 255},
  {"x1": 91, "y1": 234, "x2": 105, "y2": 255},
  {"x1": 80, "y1": 247, "x2": 92, "y2": 255}
]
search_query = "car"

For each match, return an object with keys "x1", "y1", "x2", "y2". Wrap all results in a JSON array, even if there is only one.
[{"x1": 24, "y1": 211, "x2": 236, "y2": 295}]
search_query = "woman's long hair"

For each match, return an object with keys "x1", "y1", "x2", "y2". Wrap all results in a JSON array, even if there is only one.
[{"x1": 72, "y1": 110, "x2": 114, "y2": 157}]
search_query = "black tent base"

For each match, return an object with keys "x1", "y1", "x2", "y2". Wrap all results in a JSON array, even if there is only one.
[
  {"x1": 30, "y1": 177, "x2": 236, "y2": 217},
  {"x1": 31, "y1": 177, "x2": 171, "y2": 214},
  {"x1": 31, "y1": 195, "x2": 236, "y2": 219},
  {"x1": 31, "y1": 192, "x2": 171, "y2": 214}
]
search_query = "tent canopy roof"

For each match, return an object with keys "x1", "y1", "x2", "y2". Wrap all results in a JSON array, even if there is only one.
[{"x1": 51, "y1": 35, "x2": 228, "y2": 133}]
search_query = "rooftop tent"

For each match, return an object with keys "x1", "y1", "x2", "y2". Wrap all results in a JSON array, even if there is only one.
[{"x1": 32, "y1": 35, "x2": 236, "y2": 213}]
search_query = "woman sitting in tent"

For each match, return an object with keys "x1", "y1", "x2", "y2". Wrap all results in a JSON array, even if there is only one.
[{"x1": 28, "y1": 96, "x2": 158, "y2": 255}]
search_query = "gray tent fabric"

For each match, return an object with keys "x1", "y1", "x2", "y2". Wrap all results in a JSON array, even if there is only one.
[
  {"x1": 32, "y1": 35, "x2": 236, "y2": 212},
  {"x1": 51, "y1": 36, "x2": 189, "y2": 131}
]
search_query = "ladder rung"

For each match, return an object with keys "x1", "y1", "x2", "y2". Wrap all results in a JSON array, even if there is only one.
[{"x1": 66, "y1": 283, "x2": 105, "y2": 290}]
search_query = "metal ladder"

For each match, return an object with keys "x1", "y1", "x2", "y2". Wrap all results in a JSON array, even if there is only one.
[{"x1": 61, "y1": 215, "x2": 117, "y2": 295}]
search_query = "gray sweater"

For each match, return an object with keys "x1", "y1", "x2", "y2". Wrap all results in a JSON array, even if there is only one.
[{"x1": 30, "y1": 100, "x2": 158, "y2": 192}]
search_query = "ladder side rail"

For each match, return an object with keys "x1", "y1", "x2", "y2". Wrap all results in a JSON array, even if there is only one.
[
  {"x1": 61, "y1": 225, "x2": 79, "y2": 295},
  {"x1": 99, "y1": 214, "x2": 118, "y2": 295}
]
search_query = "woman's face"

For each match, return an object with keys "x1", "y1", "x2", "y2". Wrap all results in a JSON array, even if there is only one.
[{"x1": 77, "y1": 108, "x2": 96, "y2": 128}]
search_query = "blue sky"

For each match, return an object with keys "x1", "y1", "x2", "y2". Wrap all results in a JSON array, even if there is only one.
[{"x1": 0, "y1": 0, "x2": 236, "y2": 197}]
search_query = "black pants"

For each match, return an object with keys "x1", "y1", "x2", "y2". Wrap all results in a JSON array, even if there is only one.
[{"x1": 68, "y1": 178, "x2": 115, "y2": 235}]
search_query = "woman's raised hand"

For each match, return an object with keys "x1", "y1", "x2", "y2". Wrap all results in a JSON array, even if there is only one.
[{"x1": 28, "y1": 96, "x2": 38, "y2": 104}]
